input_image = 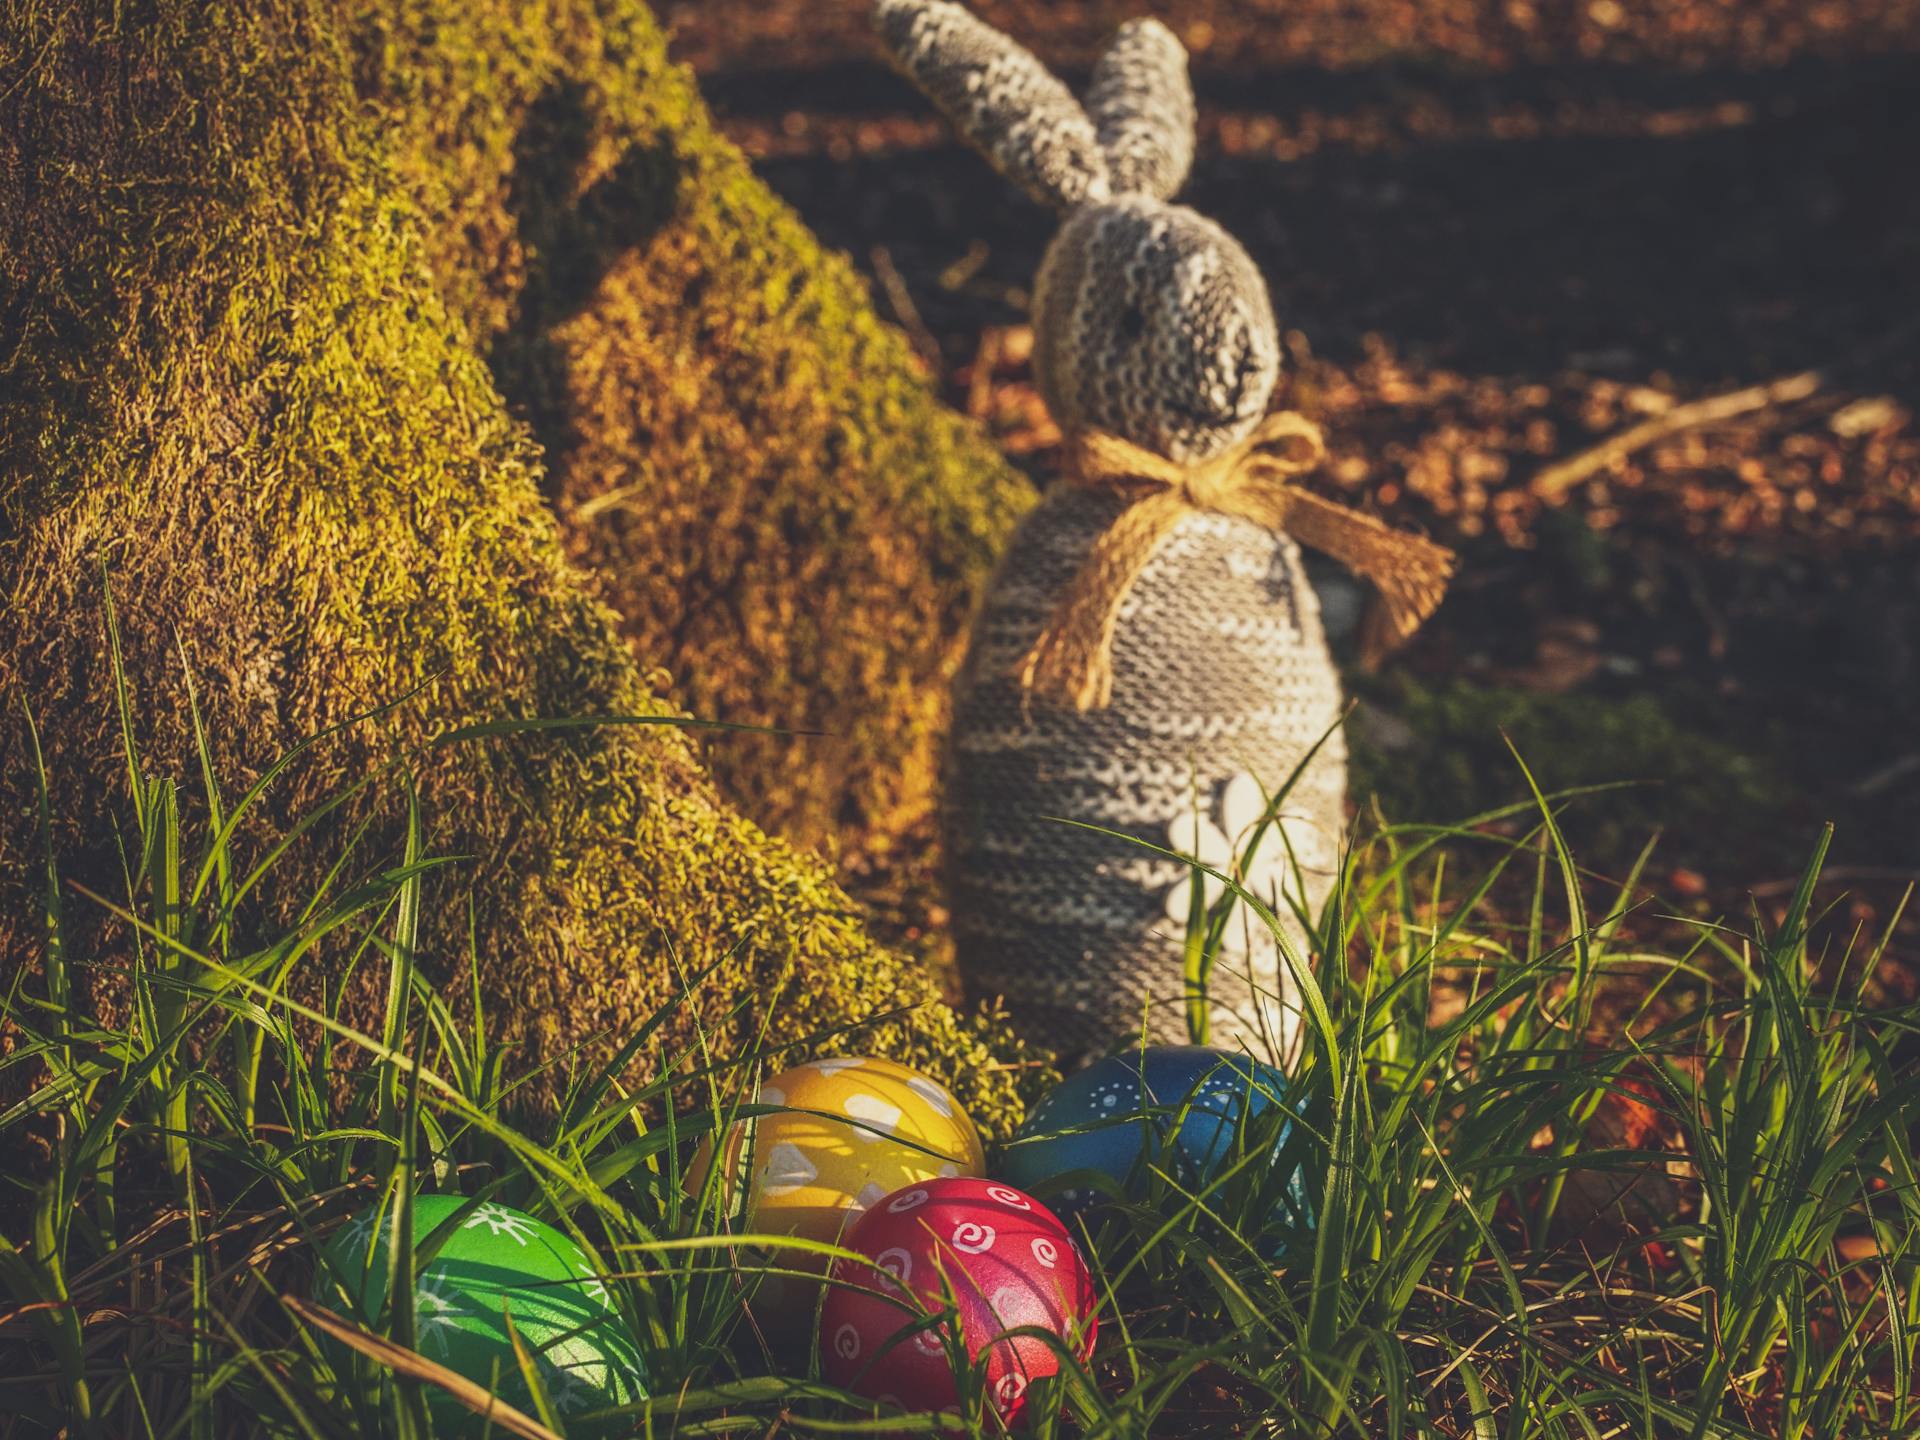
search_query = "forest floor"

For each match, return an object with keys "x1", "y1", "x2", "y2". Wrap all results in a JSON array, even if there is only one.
[
  {"x1": 11, "y1": 10, "x2": 1920, "y2": 1435},
  {"x1": 665, "y1": 0, "x2": 1920, "y2": 979}
]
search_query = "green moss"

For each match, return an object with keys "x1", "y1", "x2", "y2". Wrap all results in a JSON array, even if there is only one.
[
  {"x1": 0, "y1": 0, "x2": 1036, "y2": 1130},
  {"x1": 1350, "y1": 675, "x2": 1785, "y2": 863},
  {"x1": 341, "y1": 0, "x2": 1034, "y2": 873}
]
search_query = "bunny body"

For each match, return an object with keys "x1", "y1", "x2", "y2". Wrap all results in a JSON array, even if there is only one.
[
  {"x1": 948, "y1": 491, "x2": 1347, "y2": 1056},
  {"x1": 876, "y1": 1, "x2": 1349, "y2": 1060}
]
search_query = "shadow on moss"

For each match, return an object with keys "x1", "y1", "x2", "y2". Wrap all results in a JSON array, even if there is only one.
[{"x1": 497, "y1": 78, "x2": 681, "y2": 476}]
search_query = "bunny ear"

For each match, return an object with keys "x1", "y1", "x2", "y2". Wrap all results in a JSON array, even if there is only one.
[
  {"x1": 873, "y1": 0, "x2": 1109, "y2": 211},
  {"x1": 1086, "y1": 18, "x2": 1196, "y2": 200}
]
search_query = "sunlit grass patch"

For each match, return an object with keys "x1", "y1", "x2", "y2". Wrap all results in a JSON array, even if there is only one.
[{"x1": 2, "y1": 648, "x2": 1915, "y2": 1438}]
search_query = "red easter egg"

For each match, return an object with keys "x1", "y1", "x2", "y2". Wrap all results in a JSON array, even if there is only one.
[{"x1": 818, "y1": 1177, "x2": 1097, "y2": 1425}]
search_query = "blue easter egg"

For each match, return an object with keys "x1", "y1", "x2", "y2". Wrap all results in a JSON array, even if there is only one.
[{"x1": 1001, "y1": 1046, "x2": 1300, "y2": 1209}]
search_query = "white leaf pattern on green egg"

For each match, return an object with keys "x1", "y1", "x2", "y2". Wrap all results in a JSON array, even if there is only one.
[
  {"x1": 413, "y1": 1273, "x2": 469, "y2": 1356},
  {"x1": 463, "y1": 1202, "x2": 538, "y2": 1246}
]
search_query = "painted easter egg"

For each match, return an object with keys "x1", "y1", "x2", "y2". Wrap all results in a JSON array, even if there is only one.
[
  {"x1": 316, "y1": 1194, "x2": 645, "y2": 1436},
  {"x1": 818, "y1": 1177, "x2": 1097, "y2": 1425},
  {"x1": 1000, "y1": 1045, "x2": 1299, "y2": 1210},
  {"x1": 695, "y1": 1057, "x2": 985, "y2": 1248}
]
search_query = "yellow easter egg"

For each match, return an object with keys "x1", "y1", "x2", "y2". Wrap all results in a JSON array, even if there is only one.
[{"x1": 700, "y1": 1056, "x2": 984, "y2": 1248}]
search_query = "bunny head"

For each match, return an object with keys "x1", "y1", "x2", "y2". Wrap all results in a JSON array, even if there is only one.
[{"x1": 874, "y1": 1, "x2": 1280, "y2": 463}]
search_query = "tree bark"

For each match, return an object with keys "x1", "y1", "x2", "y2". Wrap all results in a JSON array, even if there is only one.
[
  {"x1": 0, "y1": 0, "x2": 1035, "y2": 1128},
  {"x1": 344, "y1": 0, "x2": 1034, "y2": 876}
]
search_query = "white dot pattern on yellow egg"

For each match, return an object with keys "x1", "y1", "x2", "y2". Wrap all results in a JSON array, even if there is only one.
[
  {"x1": 842, "y1": 1093, "x2": 905, "y2": 1133},
  {"x1": 905, "y1": 1076, "x2": 956, "y2": 1116},
  {"x1": 709, "y1": 1056, "x2": 985, "y2": 1247},
  {"x1": 760, "y1": 1143, "x2": 819, "y2": 1195}
]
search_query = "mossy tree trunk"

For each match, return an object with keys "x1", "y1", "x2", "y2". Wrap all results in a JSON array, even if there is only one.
[
  {"x1": 343, "y1": 0, "x2": 1033, "y2": 880},
  {"x1": 0, "y1": 0, "x2": 1033, "y2": 1127}
]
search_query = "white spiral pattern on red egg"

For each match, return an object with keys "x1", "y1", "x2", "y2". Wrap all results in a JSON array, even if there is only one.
[
  {"x1": 950, "y1": 1221, "x2": 996, "y2": 1254},
  {"x1": 818, "y1": 1176, "x2": 1096, "y2": 1414},
  {"x1": 989, "y1": 1285, "x2": 1026, "y2": 1324},
  {"x1": 875, "y1": 1247, "x2": 913, "y2": 1285}
]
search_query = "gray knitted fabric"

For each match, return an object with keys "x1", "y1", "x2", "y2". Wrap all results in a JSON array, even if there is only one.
[
  {"x1": 874, "y1": 1, "x2": 1350, "y2": 1061},
  {"x1": 946, "y1": 489, "x2": 1347, "y2": 1060},
  {"x1": 1034, "y1": 199, "x2": 1281, "y2": 465},
  {"x1": 874, "y1": 0, "x2": 1109, "y2": 211},
  {"x1": 1086, "y1": 19, "x2": 1195, "y2": 202}
]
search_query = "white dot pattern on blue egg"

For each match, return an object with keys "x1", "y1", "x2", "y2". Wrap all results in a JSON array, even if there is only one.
[{"x1": 1000, "y1": 1045, "x2": 1302, "y2": 1217}]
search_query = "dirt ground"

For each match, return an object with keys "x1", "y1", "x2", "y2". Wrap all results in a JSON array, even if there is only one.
[{"x1": 664, "y1": 0, "x2": 1920, "y2": 974}]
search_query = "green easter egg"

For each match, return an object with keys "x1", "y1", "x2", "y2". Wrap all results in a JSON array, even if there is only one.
[{"x1": 318, "y1": 1194, "x2": 646, "y2": 1435}]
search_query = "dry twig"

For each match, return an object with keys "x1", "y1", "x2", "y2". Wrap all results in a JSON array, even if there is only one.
[
  {"x1": 1534, "y1": 370, "x2": 1823, "y2": 500},
  {"x1": 1535, "y1": 320, "x2": 1920, "y2": 500}
]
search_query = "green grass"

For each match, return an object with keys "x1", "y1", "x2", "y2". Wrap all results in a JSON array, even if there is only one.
[{"x1": 3, "y1": 648, "x2": 1917, "y2": 1438}]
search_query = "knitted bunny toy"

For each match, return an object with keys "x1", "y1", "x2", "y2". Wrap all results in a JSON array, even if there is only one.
[{"x1": 875, "y1": 1, "x2": 1451, "y2": 1062}]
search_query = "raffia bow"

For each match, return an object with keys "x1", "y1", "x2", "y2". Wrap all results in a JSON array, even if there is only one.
[{"x1": 1016, "y1": 412, "x2": 1458, "y2": 711}]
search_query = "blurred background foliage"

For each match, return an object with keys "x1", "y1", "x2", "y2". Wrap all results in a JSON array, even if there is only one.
[{"x1": 663, "y1": 0, "x2": 1920, "y2": 969}]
